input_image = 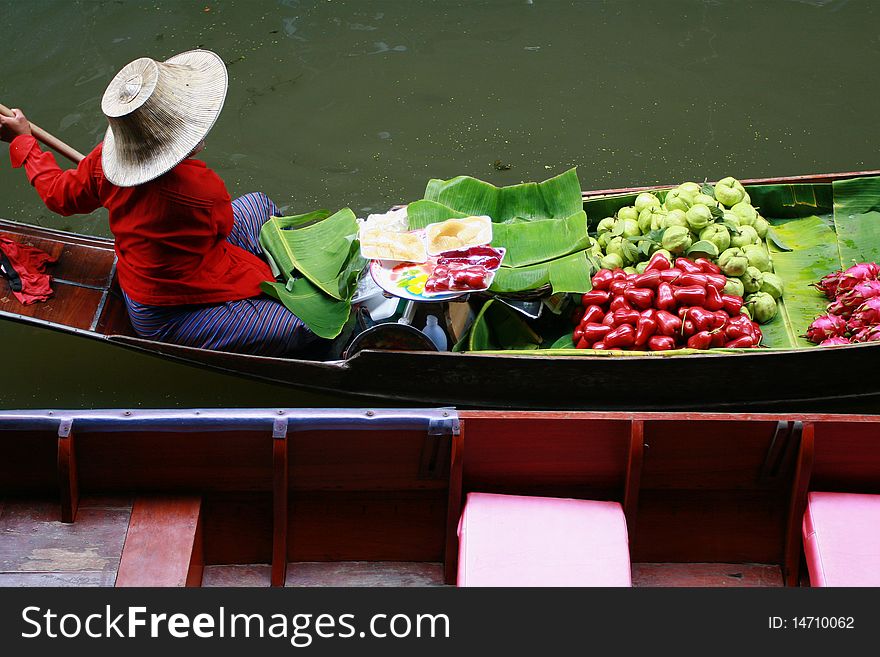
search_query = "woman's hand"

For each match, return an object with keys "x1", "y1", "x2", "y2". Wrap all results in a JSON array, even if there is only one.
[{"x1": 0, "y1": 108, "x2": 33, "y2": 143}]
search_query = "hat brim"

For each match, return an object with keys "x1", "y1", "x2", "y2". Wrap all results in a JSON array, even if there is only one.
[{"x1": 101, "y1": 49, "x2": 228, "y2": 187}]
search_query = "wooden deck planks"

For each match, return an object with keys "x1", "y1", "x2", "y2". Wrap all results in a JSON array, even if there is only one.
[
  {"x1": 286, "y1": 562, "x2": 445, "y2": 587},
  {"x1": 0, "y1": 498, "x2": 130, "y2": 587},
  {"x1": 632, "y1": 563, "x2": 784, "y2": 587},
  {"x1": 202, "y1": 564, "x2": 271, "y2": 587}
]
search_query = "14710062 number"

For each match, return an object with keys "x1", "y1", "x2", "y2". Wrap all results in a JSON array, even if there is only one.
[{"x1": 768, "y1": 617, "x2": 855, "y2": 629}]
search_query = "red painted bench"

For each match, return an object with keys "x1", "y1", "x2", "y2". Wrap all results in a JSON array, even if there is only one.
[
  {"x1": 457, "y1": 492, "x2": 632, "y2": 587},
  {"x1": 803, "y1": 492, "x2": 880, "y2": 587}
]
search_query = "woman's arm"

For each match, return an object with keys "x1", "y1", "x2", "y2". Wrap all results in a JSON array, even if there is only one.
[{"x1": 2, "y1": 108, "x2": 101, "y2": 216}]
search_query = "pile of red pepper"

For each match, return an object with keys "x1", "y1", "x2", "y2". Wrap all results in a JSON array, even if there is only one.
[{"x1": 573, "y1": 253, "x2": 763, "y2": 351}]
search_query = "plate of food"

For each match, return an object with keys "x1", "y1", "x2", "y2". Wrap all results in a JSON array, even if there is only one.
[{"x1": 369, "y1": 245, "x2": 505, "y2": 301}]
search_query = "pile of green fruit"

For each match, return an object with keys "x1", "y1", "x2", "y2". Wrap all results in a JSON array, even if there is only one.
[{"x1": 589, "y1": 177, "x2": 783, "y2": 323}]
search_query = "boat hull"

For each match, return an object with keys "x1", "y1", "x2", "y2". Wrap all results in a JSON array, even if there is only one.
[{"x1": 105, "y1": 333, "x2": 880, "y2": 411}]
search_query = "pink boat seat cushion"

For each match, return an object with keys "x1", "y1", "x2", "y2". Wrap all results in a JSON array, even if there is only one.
[
  {"x1": 457, "y1": 492, "x2": 632, "y2": 587},
  {"x1": 803, "y1": 491, "x2": 880, "y2": 587}
]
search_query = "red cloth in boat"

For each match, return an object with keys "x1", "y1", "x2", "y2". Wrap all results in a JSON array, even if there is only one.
[
  {"x1": 0, "y1": 235, "x2": 57, "y2": 304},
  {"x1": 9, "y1": 135, "x2": 273, "y2": 306}
]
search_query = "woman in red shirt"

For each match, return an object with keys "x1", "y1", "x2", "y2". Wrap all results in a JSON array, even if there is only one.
[{"x1": 0, "y1": 50, "x2": 314, "y2": 356}]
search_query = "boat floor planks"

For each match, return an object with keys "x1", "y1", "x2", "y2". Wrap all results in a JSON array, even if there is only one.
[
  {"x1": 631, "y1": 563, "x2": 784, "y2": 588},
  {"x1": 0, "y1": 497, "x2": 131, "y2": 587}
]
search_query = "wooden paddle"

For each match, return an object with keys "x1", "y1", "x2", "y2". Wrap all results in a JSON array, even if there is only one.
[{"x1": 0, "y1": 102, "x2": 85, "y2": 164}]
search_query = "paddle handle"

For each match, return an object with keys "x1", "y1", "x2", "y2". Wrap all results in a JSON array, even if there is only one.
[{"x1": 0, "y1": 102, "x2": 86, "y2": 164}]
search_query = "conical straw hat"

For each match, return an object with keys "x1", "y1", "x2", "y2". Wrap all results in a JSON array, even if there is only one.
[{"x1": 100, "y1": 49, "x2": 228, "y2": 187}]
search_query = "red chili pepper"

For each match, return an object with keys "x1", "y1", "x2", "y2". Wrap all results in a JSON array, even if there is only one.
[
  {"x1": 655, "y1": 282, "x2": 675, "y2": 311},
  {"x1": 648, "y1": 335, "x2": 676, "y2": 351},
  {"x1": 675, "y1": 258, "x2": 702, "y2": 274},
  {"x1": 581, "y1": 323, "x2": 612, "y2": 342},
  {"x1": 604, "y1": 324, "x2": 636, "y2": 348},
  {"x1": 575, "y1": 337, "x2": 590, "y2": 349},
  {"x1": 590, "y1": 269, "x2": 614, "y2": 291},
  {"x1": 610, "y1": 296, "x2": 633, "y2": 312},
  {"x1": 624, "y1": 287, "x2": 655, "y2": 310},
  {"x1": 611, "y1": 309, "x2": 641, "y2": 327},
  {"x1": 710, "y1": 329, "x2": 726, "y2": 347},
  {"x1": 659, "y1": 268, "x2": 683, "y2": 283},
  {"x1": 634, "y1": 315, "x2": 658, "y2": 347},
  {"x1": 687, "y1": 330, "x2": 713, "y2": 350},
  {"x1": 581, "y1": 304, "x2": 606, "y2": 326},
  {"x1": 673, "y1": 286, "x2": 706, "y2": 307},
  {"x1": 655, "y1": 310, "x2": 682, "y2": 336},
  {"x1": 573, "y1": 326, "x2": 584, "y2": 342},
  {"x1": 644, "y1": 252, "x2": 672, "y2": 272},
  {"x1": 609, "y1": 279, "x2": 630, "y2": 296},
  {"x1": 633, "y1": 270, "x2": 661, "y2": 289},
  {"x1": 592, "y1": 341, "x2": 606, "y2": 350},
  {"x1": 705, "y1": 273, "x2": 727, "y2": 289},
  {"x1": 687, "y1": 307, "x2": 715, "y2": 332},
  {"x1": 720, "y1": 294, "x2": 743, "y2": 316},
  {"x1": 682, "y1": 318, "x2": 697, "y2": 338},
  {"x1": 677, "y1": 272, "x2": 709, "y2": 287},
  {"x1": 695, "y1": 258, "x2": 722, "y2": 274},
  {"x1": 582, "y1": 290, "x2": 611, "y2": 307},
  {"x1": 602, "y1": 311, "x2": 615, "y2": 326},
  {"x1": 704, "y1": 285, "x2": 724, "y2": 311},
  {"x1": 725, "y1": 335, "x2": 756, "y2": 348}
]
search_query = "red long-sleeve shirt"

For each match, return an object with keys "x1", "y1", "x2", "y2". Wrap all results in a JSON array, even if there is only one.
[{"x1": 9, "y1": 135, "x2": 273, "y2": 306}]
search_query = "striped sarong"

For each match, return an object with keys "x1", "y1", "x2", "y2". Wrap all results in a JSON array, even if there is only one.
[{"x1": 123, "y1": 192, "x2": 315, "y2": 357}]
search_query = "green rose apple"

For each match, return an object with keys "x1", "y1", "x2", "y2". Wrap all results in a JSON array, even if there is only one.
[
  {"x1": 617, "y1": 206, "x2": 639, "y2": 223},
  {"x1": 730, "y1": 225, "x2": 760, "y2": 248},
  {"x1": 699, "y1": 224, "x2": 731, "y2": 252},
  {"x1": 662, "y1": 209, "x2": 689, "y2": 229},
  {"x1": 634, "y1": 192, "x2": 661, "y2": 213},
  {"x1": 715, "y1": 176, "x2": 746, "y2": 207},
  {"x1": 685, "y1": 204, "x2": 713, "y2": 232}
]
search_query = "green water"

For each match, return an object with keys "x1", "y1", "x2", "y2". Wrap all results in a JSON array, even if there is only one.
[{"x1": 1, "y1": 0, "x2": 878, "y2": 408}]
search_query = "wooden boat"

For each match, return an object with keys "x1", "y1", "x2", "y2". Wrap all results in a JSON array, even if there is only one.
[
  {"x1": 2, "y1": 170, "x2": 880, "y2": 412},
  {"x1": 2, "y1": 407, "x2": 878, "y2": 587}
]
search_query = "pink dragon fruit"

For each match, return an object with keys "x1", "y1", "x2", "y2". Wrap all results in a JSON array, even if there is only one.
[
  {"x1": 827, "y1": 279, "x2": 880, "y2": 318},
  {"x1": 814, "y1": 271, "x2": 845, "y2": 299},
  {"x1": 815, "y1": 262, "x2": 880, "y2": 299},
  {"x1": 818, "y1": 337, "x2": 851, "y2": 346},
  {"x1": 805, "y1": 313, "x2": 848, "y2": 343},
  {"x1": 848, "y1": 297, "x2": 880, "y2": 331},
  {"x1": 834, "y1": 262, "x2": 880, "y2": 297},
  {"x1": 851, "y1": 325, "x2": 880, "y2": 343}
]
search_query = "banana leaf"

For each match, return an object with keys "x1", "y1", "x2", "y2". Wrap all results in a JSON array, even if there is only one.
[
  {"x1": 489, "y1": 249, "x2": 593, "y2": 294},
  {"x1": 258, "y1": 210, "x2": 331, "y2": 278},
  {"x1": 745, "y1": 182, "x2": 833, "y2": 219},
  {"x1": 466, "y1": 299, "x2": 542, "y2": 351},
  {"x1": 405, "y1": 201, "x2": 468, "y2": 229},
  {"x1": 833, "y1": 176, "x2": 880, "y2": 265},
  {"x1": 413, "y1": 168, "x2": 582, "y2": 226},
  {"x1": 762, "y1": 215, "x2": 841, "y2": 349},
  {"x1": 492, "y1": 211, "x2": 590, "y2": 267},
  {"x1": 261, "y1": 278, "x2": 352, "y2": 340},
  {"x1": 259, "y1": 208, "x2": 360, "y2": 300}
]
